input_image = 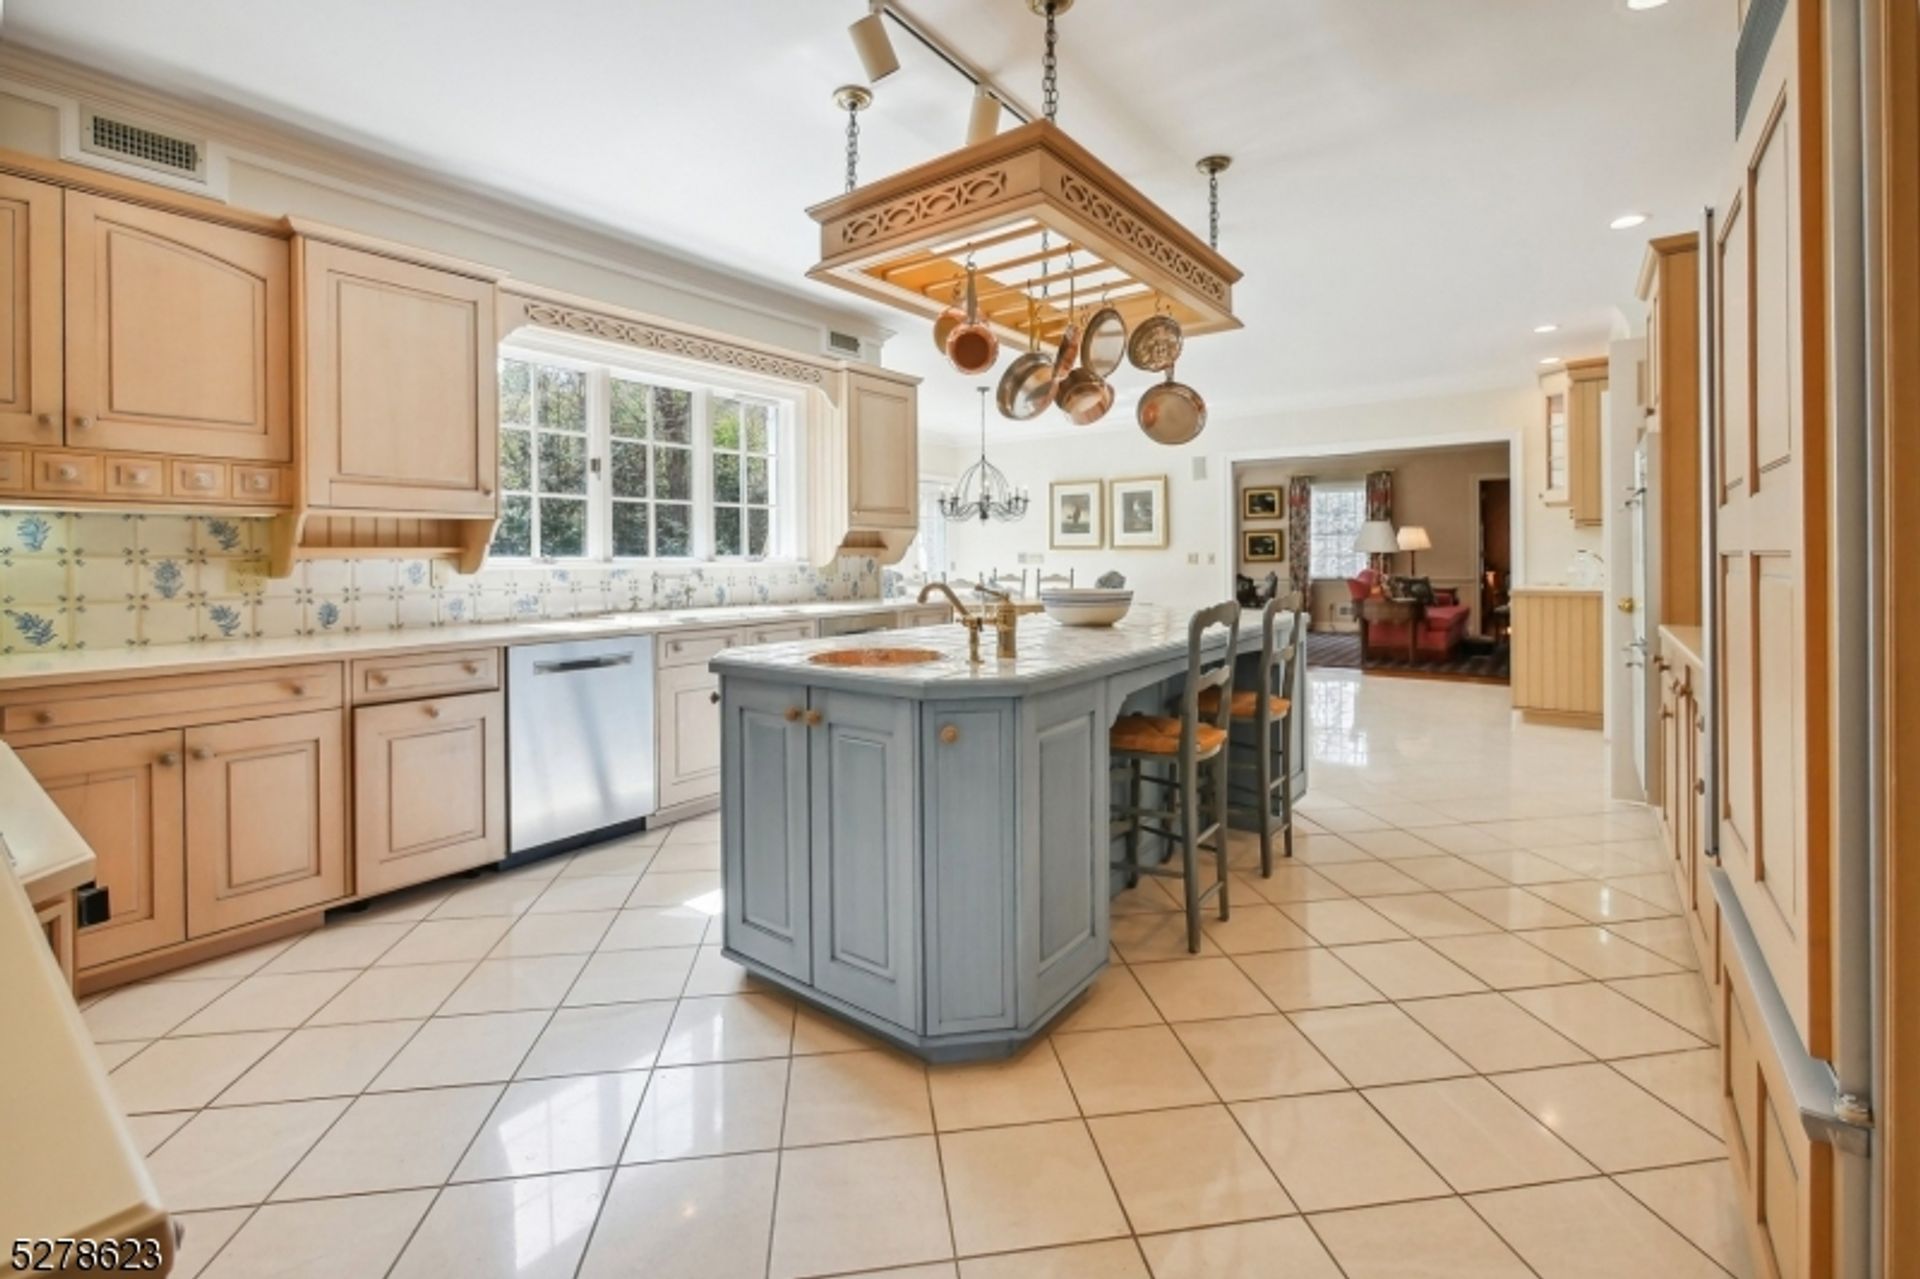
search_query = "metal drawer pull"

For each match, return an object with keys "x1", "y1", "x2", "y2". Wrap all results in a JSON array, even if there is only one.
[
  {"x1": 157, "y1": 751, "x2": 180, "y2": 767},
  {"x1": 532, "y1": 654, "x2": 634, "y2": 674},
  {"x1": 191, "y1": 746, "x2": 214, "y2": 761},
  {"x1": 939, "y1": 724, "x2": 960, "y2": 745}
]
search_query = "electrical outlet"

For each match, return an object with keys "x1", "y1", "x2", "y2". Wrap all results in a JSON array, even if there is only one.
[
  {"x1": 1187, "y1": 552, "x2": 1200, "y2": 565},
  {"x1": 1207, "y1": 553, "x2": 1216, "y2": 565}
]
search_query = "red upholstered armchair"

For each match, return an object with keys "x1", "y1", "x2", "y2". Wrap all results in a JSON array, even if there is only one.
[{"x1": 1347, "y1": 569, "x2": 1470, "y2": 661}]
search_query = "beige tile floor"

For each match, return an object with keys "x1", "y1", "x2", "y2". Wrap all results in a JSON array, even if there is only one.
[{"x1": 80, "y1": 669, "x2": 1753, "y2": 1278}]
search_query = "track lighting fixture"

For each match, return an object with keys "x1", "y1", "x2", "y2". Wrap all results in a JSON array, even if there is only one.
[{"x1": 848, "y1": 3, "x2": 900, "y2": 82}]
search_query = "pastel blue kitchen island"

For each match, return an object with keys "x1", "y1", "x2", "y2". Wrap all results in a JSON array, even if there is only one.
[{"x1": 712, "y1": 606, "x2": 1309, "y2": 1061}]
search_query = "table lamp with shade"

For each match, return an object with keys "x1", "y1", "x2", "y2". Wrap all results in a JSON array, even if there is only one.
[
  {"x1": 1396, "y1": 525, "x2": 1432, "y2": 575},
  {"x1": 1353, "y1": 520, "x2": 1400, "y2": 589}
]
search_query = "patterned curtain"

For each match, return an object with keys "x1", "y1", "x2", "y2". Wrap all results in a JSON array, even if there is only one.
[
  {"x1": 1365, "y1": 469, "x2": 1395, "y2": 574},
  {"x1": 1286, "y1": 475, "x2": 1314, "y2": 605}
]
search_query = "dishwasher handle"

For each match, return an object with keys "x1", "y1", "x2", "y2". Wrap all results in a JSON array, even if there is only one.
[{"x1": 530, "y1": 653, "x2": 636, "y2": 675}]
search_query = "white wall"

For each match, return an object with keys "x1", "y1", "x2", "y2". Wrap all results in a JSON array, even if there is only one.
[{"x1": 945, "y1": 385, "x2": 1558, "y2": 609}]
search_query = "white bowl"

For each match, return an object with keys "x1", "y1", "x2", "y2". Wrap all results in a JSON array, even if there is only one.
[{"x1": 1039, "y1": 588, "x2": 1133, "y2": 627}]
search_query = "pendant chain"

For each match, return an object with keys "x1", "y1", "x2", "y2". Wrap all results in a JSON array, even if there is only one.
[
  {"x1": 1042, "y1": 2, "x2": 1059, "y2": 123},
  {"x1": 1208, "y1": 168, "x2": 1220, "y2": 249},
  {"x1": 845, "y1": 105, "x2": 860, "y2": 193}
]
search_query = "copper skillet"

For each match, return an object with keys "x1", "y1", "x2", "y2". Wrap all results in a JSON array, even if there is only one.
[
  {"x1": 1137, "y1": 364, "x2": 1207, "y2": 444},
  {"x1": 1055, "y1": 304, "x2": 1126, "y2": 425},
  {"x1": 995, "y1": 296, "x2": 1056, "y2": 420}
]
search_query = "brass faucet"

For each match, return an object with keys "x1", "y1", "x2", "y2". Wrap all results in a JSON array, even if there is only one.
[{"x1": 917, "y1": 581, "x2": 1018, "y2": 664}]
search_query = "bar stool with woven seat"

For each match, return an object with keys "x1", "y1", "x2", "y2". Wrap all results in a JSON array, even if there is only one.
[
  {"x1": 1109, "y1": 601, "x2": 1242, "y2": 953},
  {"x1": 1201, "y1": 597, "x2": 1302, "y2": 878}
]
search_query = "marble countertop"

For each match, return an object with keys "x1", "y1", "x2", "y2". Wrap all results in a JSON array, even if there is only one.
[
  {"x1": 0, "y1": 743, "x2": 96, "y2": 902},
  {"x1": 712, "y1": 606, "x2": 1270, "y2": 700},
  {"x1": 0, "y1": 599, "x2": 929, "y2": 691}
]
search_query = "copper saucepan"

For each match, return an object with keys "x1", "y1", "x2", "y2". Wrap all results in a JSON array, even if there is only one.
[
  {"x1": 945, "y1": 266, "x2": 1000, "y2": 376},
  {"x1": 1137, "y1": 366, "x2": 1207, "y2": 444}
]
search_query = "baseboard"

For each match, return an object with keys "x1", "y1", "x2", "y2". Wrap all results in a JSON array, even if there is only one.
[{"x1": 75, "y1": 910, "x2": 324, "y2": 996}]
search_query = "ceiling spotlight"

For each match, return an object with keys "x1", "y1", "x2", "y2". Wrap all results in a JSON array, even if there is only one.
[
  {"x1": 1627, "y1": 0, "x2": 1670, "y2": 9},
  {"x1": 1610, "y1": 212, "x2": 1649, "y2": 230},
  {"x1": 849, "y1": 3, "x2": 900, "y2": 82},
  {"x1": 966, "y1": 86, "x2": 1001, "y2": 147},
  {"x1": 1533, "y1": 323, "x2": 1560, "y2": 334},
  {"x1": 1539, "y1": 356, "x2": 1563, "y2": 366}
]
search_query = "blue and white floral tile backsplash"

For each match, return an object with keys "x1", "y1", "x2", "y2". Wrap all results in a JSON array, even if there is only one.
[{"x1": 0, "y1": 511, "x2": 881, "y2": 654}]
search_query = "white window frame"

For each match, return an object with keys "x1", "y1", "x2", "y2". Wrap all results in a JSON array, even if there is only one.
[
  {"x1": 1307, "y1": 481, "x2": 1370, "y2": 581},
  {"x1": 905, "y1": 473, "x2": 954, "y2": 581},
  {"x1": 494, "y1": 333, "x2": 807, "y2": 566}
]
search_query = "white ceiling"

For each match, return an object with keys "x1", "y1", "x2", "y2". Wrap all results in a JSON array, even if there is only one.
[{"x1": 1, "y1": 0, "x2": 1735, "y2": 439}]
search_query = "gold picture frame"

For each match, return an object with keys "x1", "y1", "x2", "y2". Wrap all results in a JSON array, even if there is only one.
[
  {"x1": 1242, "y1": 530, "x2": 1285, "y2": 563},
  {"x1": 1241, "y1": 487, "x2": 1282, "y2": 521}
]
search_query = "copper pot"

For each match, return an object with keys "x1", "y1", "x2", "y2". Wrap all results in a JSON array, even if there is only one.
[
  {"x1": 1057, "y1": 365, "x2": 1114, "y2": 425},
  {"x1": 931, "y1": 284, "x2": 966, "y2": 355},
  {"x1": 1137, "y1": 368, "x2": 1207, "y2": 444},
  {"x1": 1127, "y1": 311, "x2": 1184, "y2": 373},
  {"x1": 945, "y1": 267, "x2": 1000, "y2": 375}
]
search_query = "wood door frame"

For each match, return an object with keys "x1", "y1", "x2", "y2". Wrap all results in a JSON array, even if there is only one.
[
  {"x1": 1470, "y1": 471, "x2": 1512, "y2": 638},
  {"x1": 1875, "y1": 0, "x2": 1918, "y2": 1268}
]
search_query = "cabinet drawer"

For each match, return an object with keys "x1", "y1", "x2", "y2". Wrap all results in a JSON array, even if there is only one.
[
  {"x1": 354, "y1": 689, "x2": 506, "y2": 895},
  {"x1": 104, "y1": 455, "x2": 166, "y2": 498},
  {"x1": 353, "y1": 648, "x2": 500, "y2": 704},
  {"x1": 659, "y1": 628, "x2": 736, "y2": 668},
  {"x1": 0, "y1": 448, "x2": 29, "y2": 493},
  {"x1": 32, "y1": 451, "x2": 102, "y2": 496},
  {"x1": 229, "y1": 465, "x2": 286, "y2": 504},
  {"x1": 169, "y1": 459, "x2": 227, "y2": 500},
  {"x1": 1, "y1": 664, "x2": 344, "y2": 744},
  {"x1": 747, "y1": 622, "x2": 815, "y2": 646}
]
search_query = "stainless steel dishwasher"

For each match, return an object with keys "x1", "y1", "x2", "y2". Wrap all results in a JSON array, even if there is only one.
[{"x1": 507, "y1": 635, "x2": 656, "y2": 858}]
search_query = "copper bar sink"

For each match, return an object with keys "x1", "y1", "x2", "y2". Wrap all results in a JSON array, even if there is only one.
[{"x1": 806, "y1": 647, "x2": 944, "y2": 668}]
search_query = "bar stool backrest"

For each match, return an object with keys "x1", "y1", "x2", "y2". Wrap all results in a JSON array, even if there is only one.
[
  {"x1": 1182, "y1": 601, "x2": 1243, "y2": 738},
  {"x1": 1262, "y1": 598, "x2": 1306, "y2": 715}
]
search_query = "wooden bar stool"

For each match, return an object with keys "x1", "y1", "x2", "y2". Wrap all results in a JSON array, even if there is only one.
[
  {"x1": 1205, "y1": 597, "x2": 1302, "y2": 878},
  {"x1": 1109, "y1": 601, "x2": 1242, "y2": 953}
]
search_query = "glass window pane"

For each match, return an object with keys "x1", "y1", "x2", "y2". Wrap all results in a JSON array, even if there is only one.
[
  {"x1": 500, "y1": 428, "x2": 532, "y2": 492},
  {"x1": 610, "y1": 440, "x2": 648, "y2": 499},
  {"x1": 537, "y1": 366, "x2": 587, "y2": 432},
  {"x1": 747, "y1": 508, "x2": 770, "y2": 559},
  {"x1": 654, "y1": 387, "x2": 692, "y2": 444},
  {"x1": 715, "y1": 506, "x2": 741, "y2": 558},
  {"x1": 539, "y1": 497, "x2": 587, "y2": 558},
  {"x1": 611, "y1": 501, "x2": 651, "y2": 558},
  {"x1": 744, "y1": 403, "x2": 769, "y2": 453},
  {"x1": 655, "y1": 446, "x2": 692, "y2": 501},
  {"x1": 610, "y1": 379, "x2": 650, "y2": 439},
  {"x1": 500, "y1": 360, "x2": 532, "y2": 425},
  {"x1": 712, "y1": 398, "x2": 741, "y2": 450},
  {"x1": 745, "y1": 456, "x2": 769, "y2": 505},
  {"x1": 714, "y1": 452, "x2": 741, "y2": 503},
  {"x1": 656, "y1": 503, "x2": 692, "y2": 557},
  {"x1": 492, "y1": 494, "x2": 531, "y2": 557},
  {"x1": 538, "y1": 432, "x2": 588, "y2": 495}
]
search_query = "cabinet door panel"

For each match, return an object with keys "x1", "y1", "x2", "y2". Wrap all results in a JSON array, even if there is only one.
[
  {"x1": 184, "y1": 709, "x2": 346, "y2": 936},
  {"x1": 722, "y1": 679, "x2": 811, "y2": 982},
  {"x1": 355, "y1": 691, "x2": 504, "y2": 896},
  {"x1": 0, "y1": 173, "x2": 62, "y2": 447},
  {"x1": 17, "y1": 730, "x2": 185, "y2": 968},
  {"x1": 302, "y1": 240, "x2": 496, "y2": 514},
  {"x1": 809, "y1": 688, "x2": 917, "y2": 1029},
  {"x1": 845, "y1": 372, "x2": 917, "y2": 530},
  {"x1": 657, "y1": 663, "x2": 723, "y2": 809},
  {"x1": 923, "y1": 702, "x2": 1015, "y2": 1034},
  {"x1": 64, "y1": 193, "x2": 289, "y2": 460},
  {"x1": 1022, "y1": 682, "x2": 1107, "y2": 1016}
]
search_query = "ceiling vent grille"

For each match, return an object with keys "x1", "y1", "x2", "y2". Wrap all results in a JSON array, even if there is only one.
[
  {"x1": 77, "y1": 106, "x2": 208, "y2": 183},
  {"x1": 824, "y1": 329, "x2": 866, "y2": 358}
]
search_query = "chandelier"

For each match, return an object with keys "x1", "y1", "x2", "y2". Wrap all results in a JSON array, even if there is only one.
[{"x1": 939, "y1": 387, "x2": 1029, "y2": 523}]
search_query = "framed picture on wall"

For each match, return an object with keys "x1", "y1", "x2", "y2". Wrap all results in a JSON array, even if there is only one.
[
  {"x1": 1243, "y1": 530, "x2": 1285, "y2": 562},
  {"x1": 1049, "y1": 480, "x2": 1104, "y2": 549},
  {"x1": 1242, "y1": 487, "x2": 1282, "y2": 521},
  {"x1": 1108, "y1": 476, "x2": 1169, "y2": 549}
]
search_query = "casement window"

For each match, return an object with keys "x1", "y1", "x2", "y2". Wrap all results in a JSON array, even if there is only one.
[
  {"x1": 492, "y1": 343, "x2": 799, "y2": 563},
  {"x1": 1308, "y1": 483, "x2": 1370, "y2": 580}
]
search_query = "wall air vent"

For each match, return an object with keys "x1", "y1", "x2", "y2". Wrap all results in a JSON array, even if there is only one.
[
  {"x1": 824, "y1": 329, "x2": 866, "y2": 359},
  {"x1": 74, "y1": 105, "x2": 217, "y2": 191}
]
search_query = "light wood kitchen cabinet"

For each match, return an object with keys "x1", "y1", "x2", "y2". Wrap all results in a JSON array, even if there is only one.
[
  {"x1": 16, "y1": 730, "x2": 186, "y2": 970},
  {"x1": 297, "y1": 235, "x2": 499, "y2": 515},
  {"x1": 354, "y1": 690, "x2": 505, "y2": 896},
  {"x1": 845, "y1": 369, "x2": 918, "y2": 530},
  {"x1": 0, "y1": 171, "x2": 63, "y2": 449},
  {"x1": 1509, "y1": 589, "x2": 1604, "y2": 726},
  {"x1": 1640, "y1": 234, "x2": 1703, "y2": 627},
  {"x1": 1537, "y1": 357, "x2": 1607, "y2": 527},
  {"x1": 64, "y1": 191, "x2": 291, "y2": 461},
  {"x1": 656, "y1": 661, "x2": 724, "y2": 812},
  {"x1": 183, "y1": 708, "x2": 347, "y2": 936},
  {"x1": 1655, "y1": 628, "x2": 1716, "y2": 980}
]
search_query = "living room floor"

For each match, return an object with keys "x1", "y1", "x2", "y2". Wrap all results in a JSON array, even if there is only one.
[{"x1": 78, "y1": 670, "x2": 1745, "y2": 1278}]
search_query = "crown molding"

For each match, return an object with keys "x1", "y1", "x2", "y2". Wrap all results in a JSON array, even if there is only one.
[{"x1": 0, "y1": 42, "x2": 898, "y2": 348}]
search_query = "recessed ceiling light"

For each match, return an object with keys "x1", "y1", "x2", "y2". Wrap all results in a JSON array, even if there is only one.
[
  {"x1": 1534, "y1": 323, "x2": 1560, "y2": 334},
  {"x1": 1628, "y1": 0, "x2": 1669, "y2": 10},
  {"x1": 1539, "y1": 356, "x2": 1563, "y2": 366},
  {"x1": 1610, "y1": 212, "x2": 1649, "y2": 230}
]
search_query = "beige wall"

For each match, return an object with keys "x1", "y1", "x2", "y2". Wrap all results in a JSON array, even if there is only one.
[{"x1": 1234, "y1": 443, "x2": 1510, "y2": 632}]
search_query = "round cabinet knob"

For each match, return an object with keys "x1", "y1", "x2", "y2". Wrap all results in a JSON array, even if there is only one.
[
  {"x1": 289, "y1": 683, "x2": 308, "y2": 697},
  {"x1": 369, "y1": 672, "x2": 389, "y2": 687},
  {"x1": 708, "y1": 690, "x2": 721, "y2": 705},
  {"x1": 424, "y1": 704, "x2": 442, "y2": 718},
  {"x1": 939, "y1": 724, "x2": 960, "y2": 745},
  {"x1": 55, "y1": 464, "x2": 79, "y2": 481},
  {"x1": 480, "y1": 485, "x2": 494, "y2": 498},
  {"x1": 247, "y1": 474, "x2": 269, "y2": 491},
  {"x1": 783, "y1": 706, "x2": 803, "y2": 723},
  {"x1": 1695, "y1": 778, "x2": 1706, "y2": 795},
  {"x1": 462, "y1": 662, "x2": 480, "y2": 675},
  {"x1": 191, "y1": 746, "x2": 214, "y2": 761},
  {"x1": 157, "y1": 751, "x2": 180, "y2": 767},
  {"x1": 804, "y1": 709, "x2": 824, "y2": 727},
  {"x1": 73, "y1": 415, "x2": 94, "y2": 431},
  {"x1": 35, "y1": 412, "x2": 52, "y2": 428},
  {"x1": 34, "y1": 711, "x2": 52, "y2": 726}
]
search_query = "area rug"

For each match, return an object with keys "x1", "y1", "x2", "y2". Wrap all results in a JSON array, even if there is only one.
[{"x1": 1306, "y1": 629, "x2": 1510, "y2": 684}]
